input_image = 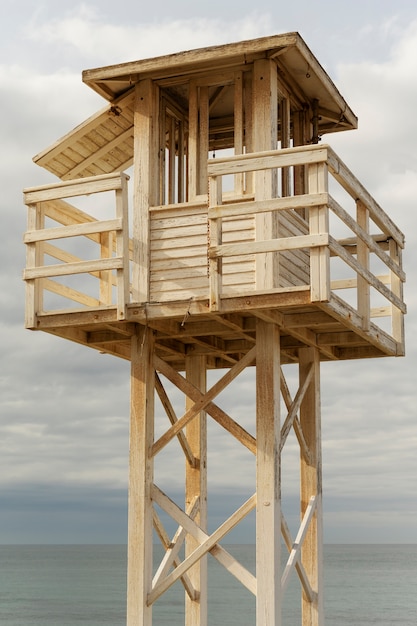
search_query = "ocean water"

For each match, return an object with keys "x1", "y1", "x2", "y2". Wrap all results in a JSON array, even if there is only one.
[{"x1": 0, "y1": 544, "x2": 415, "y2": 625}]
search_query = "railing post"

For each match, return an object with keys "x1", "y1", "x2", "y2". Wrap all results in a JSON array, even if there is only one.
[
  {"x1": 208, "y1": 174, "x2": 222, "y2": 311},
  {"x1": 389, "y1": 238, "x2": 405, "y2": 354},
  {"x1": 308, "y1": 161, "x2": 329, "y2": 302},
  {"x1": 25, "y1": 202, "x2": 44, "y2": 328},
  {"x1": 356, "y1": 200, "x2": 370, "y2": 331},
  {"x1": 116, "y1": 173, "x2": 130, "y2": 319}
]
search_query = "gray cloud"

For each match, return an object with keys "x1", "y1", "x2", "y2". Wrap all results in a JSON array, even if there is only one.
[{"x1": 1, "y1": 2, "x2": 416, "y2": 545}]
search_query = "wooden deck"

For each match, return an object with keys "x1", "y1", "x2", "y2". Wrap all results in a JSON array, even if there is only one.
[{"x1": 23, "y1": 144, "x2": 406, "y2": 369}]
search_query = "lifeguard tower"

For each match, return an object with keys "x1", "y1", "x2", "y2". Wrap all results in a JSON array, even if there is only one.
[{"x1": 23, "y1": 33, "x2": 405, "y2": 625}]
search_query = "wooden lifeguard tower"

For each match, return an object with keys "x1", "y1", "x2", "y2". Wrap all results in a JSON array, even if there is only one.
[{"x1": 23, "y1": 33, "x2": 405, "y2": 625}]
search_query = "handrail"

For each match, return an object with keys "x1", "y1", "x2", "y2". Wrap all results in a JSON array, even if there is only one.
[
  {"x1": 23, "y1": 172, "x2": 130, "y2": 327},
  {"x1": 207, "y1": 145, "x2": 406, "y2": 345}
]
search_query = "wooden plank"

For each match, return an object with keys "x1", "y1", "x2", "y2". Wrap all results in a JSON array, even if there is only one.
[
  {"x1": 356, "y1": 200, "x2": 370, "y2": 330},
  {"x1": 256, "y1": 319, "x2": 281, "y2": 625},
  {"x1": 24, "y1": 256, "x2": 123, "y2": 280},
  {"x1": 299, "y1": 347, "x2": 323, "y2": 626},
  {"x1": 198, "y1": 86, "x2": 209, "y2": 196},
  {"x1": 234, "y1": 71, "x2": 244, "y2": 195},
  {"x1": 185, "y1": 355, "x2": 208, "y2": 626},
  {"x1": 281, "y1": 513, "x2": 315, "y2": 602},
  {"x1": 149, "y1": 488, "x2": 257, "y2": 604},
  {"x1": 23, "y1": 172, "x2": 125, "y2": 203},
  {"x1": 208, "y1": 192, "x2": 328, "y2": 219},
  {"x1": 127, "y1": 327, "x2": 155, "y2": 626},
  {"x1": 207, "y1": 145, "x2": 329, "y2": 177},
  {"x1": 389, "y1": 239, "x2": 405, "y2": 353},
  {"x1": 208, "y1": 174, "x2": 223, "y2": 311},
  {"x1": 188, "y1": 80, "x2": 199, "y2": 201},
  {"x1": 132, "y1": 78, "x2": 159, "y2": 302},
  {"x1": 281, "y1": 496, "x2": 317, "y2": 595},
  {"x1": 210, "y1": 233, "x2": 329, "y2": 258},
  {"x1": 25, "y1": 203, "x2": 43, "y2": 328},
  {"x1": 308, "y1": 162, "x2": 330, "y2": 303},
  {"x1": 24, "y1": 218, "x2": 122, "y2": 243},
  {"x1": 115, "y1": 176, "x2": 130, "y2": 319}
]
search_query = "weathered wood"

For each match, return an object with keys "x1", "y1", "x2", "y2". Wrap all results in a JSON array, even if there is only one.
[
  {"x1": 127, "y1": 327, "x2": 155, "y2": 626},
  {"x1": 281, "y1": 496, "x2": 317, "y2": 594},
  {"x1": 185, "y1": 355, "x2": 208, "y2": 626},
  {"x1": 24, "y1": 218, "x2": 122, "y2": 243},
  {"x1": 24, "y1": 256, "x2": 123, "y2": 280},
  {"x1": 253, "y1": 58, "x2": 278, "y2": 292},
  {"x1": 23, "y1": 172, "x2": 127, "y2": 203},
  {"x1": 207, "y1": 145, "x2": 329, "y2": 176},
  {"x1": 299, "y1": 347, "x2": 323, "y2": 626},
  {"x1": 210, "y1": 233, "x2": 329, "y2": 258},
  {"x1": 133, "y1": 79, "x2": 159, "y2": 302},
  {"x1": 150, "y1": 487, "x2": 256, "y2": 604},
  {"x1": 152, "y1": 499, "x2": 199, "y2": 600},
  {"x1": 256, "y1": 320, "x2": 281, "y2": 625}
]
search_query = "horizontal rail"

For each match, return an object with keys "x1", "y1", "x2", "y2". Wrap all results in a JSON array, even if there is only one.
[
  {"x1": 24, "y1": 218, "x2": 123, "y2": 243},
  {"x1": 23, "y1": 172, "x2": 129, "y2": 203},
  {"x1": 210, "y1": 234, "x2": 329, "y2": 258},
  {"x1": 208, "y1": 192, "x2": 328, "y2": 219},
  {"x1": 24, "y1": 256, "x2": 124, "y2": 280},
  {"x1": 208, "y1": 145, "x2": 328, "y2": 176}
]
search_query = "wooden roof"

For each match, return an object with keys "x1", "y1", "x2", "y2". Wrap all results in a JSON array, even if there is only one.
[{"x1": 34, "y1": 33, "x2": 358, "y2": 181}]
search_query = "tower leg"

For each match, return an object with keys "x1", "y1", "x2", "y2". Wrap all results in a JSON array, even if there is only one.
[
  {"x1": 256, "y1": 320, "x2": 282, "y2": 626},
  {"x1": 185, "y1": 355, "x2": 208, "y2": 626},
  {"x1": 127, "y1": 326, "x2": 155, "y2": 626},
  {"x1": 299, "y1": 347, "x2": 323, "y2": 626}
]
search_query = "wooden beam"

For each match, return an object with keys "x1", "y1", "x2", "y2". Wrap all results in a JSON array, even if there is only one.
[
  {"x1": 299, "y1": 347, "x2": 323, "y2": 626},
  {"x1": 256, "y1": 319, "x2": 281, "y2": 625},
  {"x1": 127, "y1": 326, "x2": 155, "y2": 626},
  {"x1": 185, "y1": 355, "x2": 208, "y2": 626}
]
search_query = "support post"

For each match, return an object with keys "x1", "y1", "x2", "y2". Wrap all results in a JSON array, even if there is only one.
[
  {"x1": 252, "y1": 58, "x2": 278, "y2": 290},
  {"x1": 185, "y1": 355, "x2": 208, "y2": 626},
  {"x1": 256, "y1": 319, "x2": 281, "y2": 626},
  {"x1": 127, "y1": 326, "x2": 155, "y2": 626},
  {"x1": 133, "y1": 79, "x2": 159, "y2": 302},
  {"x1": 299, "y1": 347, "x2": 323, "y2": 626}
]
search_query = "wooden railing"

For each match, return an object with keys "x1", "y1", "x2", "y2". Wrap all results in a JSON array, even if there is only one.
[
  {"x1": 23, "y1": 172, "x2": 130, "y2": 327},
  {"x1": 207, "y1": 144, "x2": 406, "y2": 344}
]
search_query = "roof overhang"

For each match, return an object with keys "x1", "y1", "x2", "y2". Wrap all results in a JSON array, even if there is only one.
[{"x1": 34, "y1": 33, "x2": 357, "y2": 181}]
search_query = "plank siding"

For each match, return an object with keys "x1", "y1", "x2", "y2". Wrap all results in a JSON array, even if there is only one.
[{"x1": 150, "y1": 203, "x2": 309, "y2": 302}]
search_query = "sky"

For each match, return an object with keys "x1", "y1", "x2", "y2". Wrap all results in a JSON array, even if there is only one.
[{"x1": 1, "y1": 0, "x2": 417, "y2": 546}]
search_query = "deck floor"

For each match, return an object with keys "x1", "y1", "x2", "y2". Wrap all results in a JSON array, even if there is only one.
[{"x1": 32, "y1": 289, "x2": 401, "y2": 369}]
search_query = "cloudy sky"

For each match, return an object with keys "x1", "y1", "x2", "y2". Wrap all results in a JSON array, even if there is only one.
[{"x1": 1, "y1": 0, "x2": 416, "y2": 545}]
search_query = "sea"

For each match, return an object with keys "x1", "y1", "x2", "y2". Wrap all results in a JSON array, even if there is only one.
[{"x1": 0, "y1": 544, "x2": 415, "y2": 625}]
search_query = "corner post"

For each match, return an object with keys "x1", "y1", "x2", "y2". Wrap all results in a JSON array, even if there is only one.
[
  {"x1": 256, "y1": 319, "x2": 281, "y2": 626},
  {"x1": 133, "y1": 79, "x2": 159, "y2": 303},
  {"x1": 185, "y1": 354, "x2": 208, "y2": 626},
  {"x1": 127, "y1": 326, "x2": 155, "y2": 626},
  {"x1": 299, "y1": 346, "x2": 323, "y2": 626},
  {"x1": 253, "y1": 58, "x2": 278, "y2": 290}
]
